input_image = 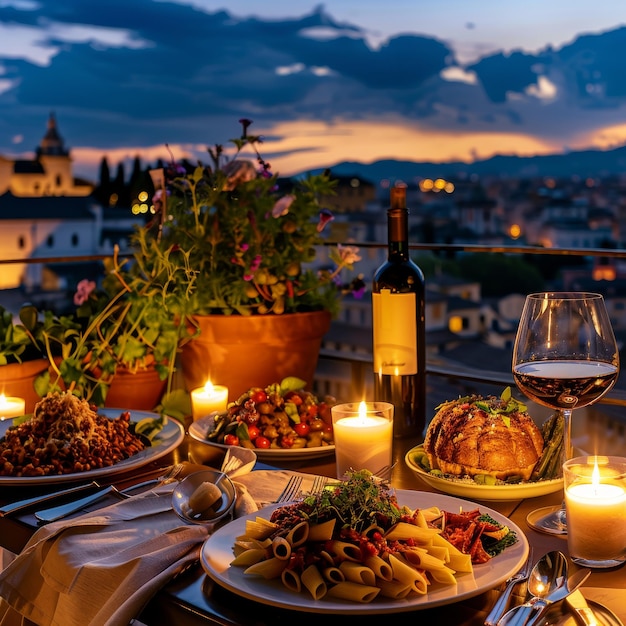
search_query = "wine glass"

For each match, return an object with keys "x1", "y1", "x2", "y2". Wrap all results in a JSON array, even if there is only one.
[{"x1": 512, "y1": 292, "x2": 619, "y2": 535}]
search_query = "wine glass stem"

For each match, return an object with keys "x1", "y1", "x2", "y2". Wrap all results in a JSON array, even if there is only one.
[{"x1": 562, "y1": 409, "x2": 573, "y2": 460}]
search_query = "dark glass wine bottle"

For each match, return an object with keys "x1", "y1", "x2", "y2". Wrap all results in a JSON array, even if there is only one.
[{"x1": 372, "y1": 184, "x2": 426, "y2": 439}]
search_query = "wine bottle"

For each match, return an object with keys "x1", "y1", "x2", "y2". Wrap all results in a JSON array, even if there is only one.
[{"x1": 372, "y1": 184, "x2": 426, "y2": 439}]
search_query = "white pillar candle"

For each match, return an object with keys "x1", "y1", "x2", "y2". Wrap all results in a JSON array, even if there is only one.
[
  {"x1": 0, "y1": 394, "x2": 26, "y2": 420},
  {"x1": 331, "y1": 401, "x2": 393, "y2": 479},
  {"x1": 564, "y1": 456, "x2": 626, "y2": 567},
  {"x1": 191, "y1": 381, "x2": 229, "y2": 421}
]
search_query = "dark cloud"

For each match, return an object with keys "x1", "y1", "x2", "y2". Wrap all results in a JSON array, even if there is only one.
[{"x1": 0, "y1": 0, "x2": 626, "y2": 167}]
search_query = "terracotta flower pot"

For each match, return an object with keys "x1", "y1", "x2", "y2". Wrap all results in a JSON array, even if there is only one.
[
  {"x1": 0, "y1": 359, "x2": 49, "y2": 413},
  {"x1": 181, "y1": 311, "x2": 331, "y2": 401},
  {"x1": 104, "y1": 365, "x2": 167, "y2": 412}
]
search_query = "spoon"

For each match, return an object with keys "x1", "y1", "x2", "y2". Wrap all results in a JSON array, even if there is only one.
[{"x1": 499, "y1": 551, "x2": 591, "y2": 626}]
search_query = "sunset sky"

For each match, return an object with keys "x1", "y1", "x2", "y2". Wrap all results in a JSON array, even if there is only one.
[{"x1": 1, "y1": 1, "x2": 626, "y2": 181}]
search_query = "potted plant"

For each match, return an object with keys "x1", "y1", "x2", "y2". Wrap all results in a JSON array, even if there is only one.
[
  {"x1": 132, "y1": 119, "x2": 362, "y2": 399},
  {"x1": 33, "y1": 246, "x2": 189, "y2": 417},
  {"x1": 0, "y1": 303, "x2": 77, "y2": 412}
]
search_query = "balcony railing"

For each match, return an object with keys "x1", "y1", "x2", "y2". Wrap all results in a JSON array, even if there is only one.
[{"x1": 3, "y1": 242, "x2": 626, "y2": 417}]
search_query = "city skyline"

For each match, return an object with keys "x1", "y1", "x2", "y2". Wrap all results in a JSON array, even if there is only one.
[{"x1": 1, "y1": 1, "x2": 626, "y2": 182}]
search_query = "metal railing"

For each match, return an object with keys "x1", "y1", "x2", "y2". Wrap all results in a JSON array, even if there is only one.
[{"x1": 3, "y1": 242, "x2": 626, "y2": 413}]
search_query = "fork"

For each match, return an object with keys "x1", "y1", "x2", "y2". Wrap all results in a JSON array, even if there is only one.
[
  {"x1": 310, "y1": 475, "x2": 328, "y2": 494},
  {"x1": 275, "y1": 475, "x2": 303, "y2": 503},
  {"x1": 484, "y1": 548, "x2": 534, "y2": 626}
]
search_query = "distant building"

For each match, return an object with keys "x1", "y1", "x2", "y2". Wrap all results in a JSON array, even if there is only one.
[{"x1": 0, "y1": 115, "x2": 137, "y2": 293}]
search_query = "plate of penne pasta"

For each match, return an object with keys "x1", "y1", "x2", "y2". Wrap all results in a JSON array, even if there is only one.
[{"x1": 199, "y1": 486, "x2": 529, "y2": 613}]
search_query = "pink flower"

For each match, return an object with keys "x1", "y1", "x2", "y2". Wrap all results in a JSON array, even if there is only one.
[
  {"x1": 74, "y1": 279, "x2": 96, "y2": 306},
  {"x1": 337, "y1": 244, "x2": 361, "y2": 266},
  {"x1": 272, "y1": 195, "x2": 295, "y2": 218},
  {"x1": 222, "y1": 160, "x2": 257, "y2": 190},
  {"x1": 317, "y1": 209, "x2": 334, "y2": 232}
]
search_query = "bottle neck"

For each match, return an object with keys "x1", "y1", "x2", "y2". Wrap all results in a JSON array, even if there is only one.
[{"x1": 387, "y1": 207, "x2": 410, "y2": 261}]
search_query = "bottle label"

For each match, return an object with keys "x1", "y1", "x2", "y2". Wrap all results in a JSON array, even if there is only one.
[{"x1": 372, "y1": 290, "x2": 417, "y2": 375}]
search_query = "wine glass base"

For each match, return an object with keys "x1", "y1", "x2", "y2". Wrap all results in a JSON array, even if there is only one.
[{"x1": 526, "y1": 505, "x2": 568, "y2": 536}]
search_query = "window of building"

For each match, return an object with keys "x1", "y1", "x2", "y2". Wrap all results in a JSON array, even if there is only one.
[
  {"x1": 47, "y1": 234, "x2": 54, "y2": 247},
  {"x1": 18, "y1": 236, "x2": 25, "y2": 249},
  {"x1": 71, "y1": 233, "x2": 79, "y2": 247}
]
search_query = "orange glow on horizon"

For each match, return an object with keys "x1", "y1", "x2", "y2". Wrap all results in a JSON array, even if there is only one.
[{"x1": 68, "y1": 118, "x2": 626, "y2": 182}]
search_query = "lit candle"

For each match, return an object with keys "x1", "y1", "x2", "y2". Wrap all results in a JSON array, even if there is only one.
[
  {"x1": 190, "y1": 381, "x2": 229, "y2": 421},
  {"x1": 564, "y1": 456, "x2": 626, "y2": 567},
  {"x1": 331, "y1": 401, "x2": 393, "y2": 479},
  {"x1": 0, "y1": 394, "x2": 26, "y2": 421}
]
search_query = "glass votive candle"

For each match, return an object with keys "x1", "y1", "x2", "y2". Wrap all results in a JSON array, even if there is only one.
[
  {"x1": 331, "y1": 401, "x2": 393, "y2": 479},
  {"x1": 563, "y1": 455, "x2": 626, "y2": 569},
  {"x1": 190, "y1": 381, "x2": 229, "y2": 421}
]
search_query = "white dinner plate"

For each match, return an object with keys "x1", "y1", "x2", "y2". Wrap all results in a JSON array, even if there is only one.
[
  {"x1": 404, "y1": 445, "x2": 564, "y2": 501},
  {"x1": 0, "y1": 408, "x2": 185, "y2": 485},
  {"x1": 188, "y1": 415, "x2": 335, "y2": 461},
  {"x1": 200, "y1": 490, "x2": 529, "y2": 614}
]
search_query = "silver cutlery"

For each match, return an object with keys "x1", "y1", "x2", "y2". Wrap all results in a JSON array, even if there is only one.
[
  {"x1": 484, "y1": 548, "x2": 533, "y2": 626},
  {"x1": 0, "y1": 481, "x2": 101, "y2": 517},
  {"x1": 275, "y1": 475, "x2": 303, "y2": 503},
  {"x1": 34, "y1": 463, "x2": 184, "y2": 523}
]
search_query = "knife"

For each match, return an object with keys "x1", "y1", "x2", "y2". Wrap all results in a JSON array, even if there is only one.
[
  {"x1": 0, "y1": 481, "x2": 100, "y2": 517},
  {"x1": 567, "y1": 589, "x2": 599, "y2": 626}
]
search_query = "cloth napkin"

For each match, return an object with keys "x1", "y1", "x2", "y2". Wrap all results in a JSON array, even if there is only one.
[{"x1": 0, "y1": 448, "x2": 258, "y2": 626}]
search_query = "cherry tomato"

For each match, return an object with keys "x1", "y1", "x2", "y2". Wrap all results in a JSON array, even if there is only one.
[
  {"x1": 247, "y1": 425, "x2": 260, "y2": 440},
  {"x1": 250, "y1": 389, "x2": 268, "y2": 404},
  {"x1": 224, "y1": 434, "x2": 240, "y2": 446},
  {"x1": 293, "y1": 423, "x2": 310, "y2": 437},
  {"x1": 280, "y1": 436, "x2": 295, "y2": 448},
  {"x1": 254, "y1": 436, "x2": 271, "y2": 449}
]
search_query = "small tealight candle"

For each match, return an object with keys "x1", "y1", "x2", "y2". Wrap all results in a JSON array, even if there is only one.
[
  {"x1": 190, "y1": 381, "x2": 229, "y2": 421},
  {"x1": 331, "y1": 401, "x2": 393, "y2": 479},
  {"x1": 0, "y1": 394, "x2": 26, "y2": 421},
  {"x1": 564, "y1": 455, "x2": 626, "y2": 568}
]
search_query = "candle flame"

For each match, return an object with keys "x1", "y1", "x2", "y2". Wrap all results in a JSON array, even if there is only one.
[
  {"x1": 204, "y1": 380, "x2": 215, "y2": 394},
  {"x1": 358, "y1": 401, "x2": 367, "y2": 421},
  {"x1": 0, "y1": 393, "x2": 6, "y2": 405},
  {"x1": 592, "y1": 458, "x2": 601, "y2": 488}
]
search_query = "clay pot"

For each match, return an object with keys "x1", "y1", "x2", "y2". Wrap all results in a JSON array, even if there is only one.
[
  {"x1": 0, "y1": 359, "x2": 49, "y2": 413},
  {"x1": 181, "y1": 311, "x2": 331, "y2": 401}
]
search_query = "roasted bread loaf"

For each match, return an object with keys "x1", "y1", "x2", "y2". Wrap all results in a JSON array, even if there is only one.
[{"x1": 423, "y1": 390, "x2": 544, "y2": 481}]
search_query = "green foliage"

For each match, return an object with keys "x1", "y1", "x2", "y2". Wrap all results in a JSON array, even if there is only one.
[{"x1": 135, "y1": 120, "x2": 360, "y2": 318}]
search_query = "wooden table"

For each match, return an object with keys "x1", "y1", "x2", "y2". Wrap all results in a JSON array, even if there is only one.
[{"x1": 1, "y1": 433, "x2": 625, "y2": 625}]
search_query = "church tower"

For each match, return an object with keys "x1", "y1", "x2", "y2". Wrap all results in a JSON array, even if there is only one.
[{"x1": 35, "y1": 112, "x2": 73, "y2": 194}]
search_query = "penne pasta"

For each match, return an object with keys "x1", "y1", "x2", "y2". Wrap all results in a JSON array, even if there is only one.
[
  {"x1": 384, "y1": 522, "x2": 441, "y2": 542},
  {"x1": 339, "y1": 561, "x2": 376, "y2": 587},
  {"x1": 364, "y1": 555, "x2": 393, "y2": 582},
  {"x1": 307, "y1": 519, "x2": 336, "y2": 542},
  {"x1": 429, "y1": 566, "x2": 458, "y2": 585},
  {"x1": 327, "y1": 581, "x2": 380, "y2": 603},
  {"x1": 376, "y1": 579, "x2": 413, "y2": 599},
  {"x1": 285, "y1": 520, "x2": 309, "y2": 547},
  {"x1": 272, "y1": 536, "x2": 292, "y2": 560},
  {"x1": 281, "y1": 568, "x2": 302, "y2": 593},
  {"x1": 238, "y1": 517, "x2": 279, "y2": 540},
  {"x1": 324, "y1": 540, "x2": 362, "y2": 562},
  {"x1": 388, "y1": 553, "x2": 429, "y2": 594},
  {"x1": 230, "y1": 548, "x2": 267, "y2": 567},
  {"x1": 301, "y1": 565, "x2": 327, "y2": 600},
  {"x1": 322, "y1": 567, "x2": 345, "y2": 584},
  {"x1": 244, "y1": 556, "x2": 287, "y2": 579}
]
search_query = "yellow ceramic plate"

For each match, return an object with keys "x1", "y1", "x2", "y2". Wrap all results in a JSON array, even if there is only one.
[{"x1": 404, "y1": 444, "x2": 563, "y2": 501}]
